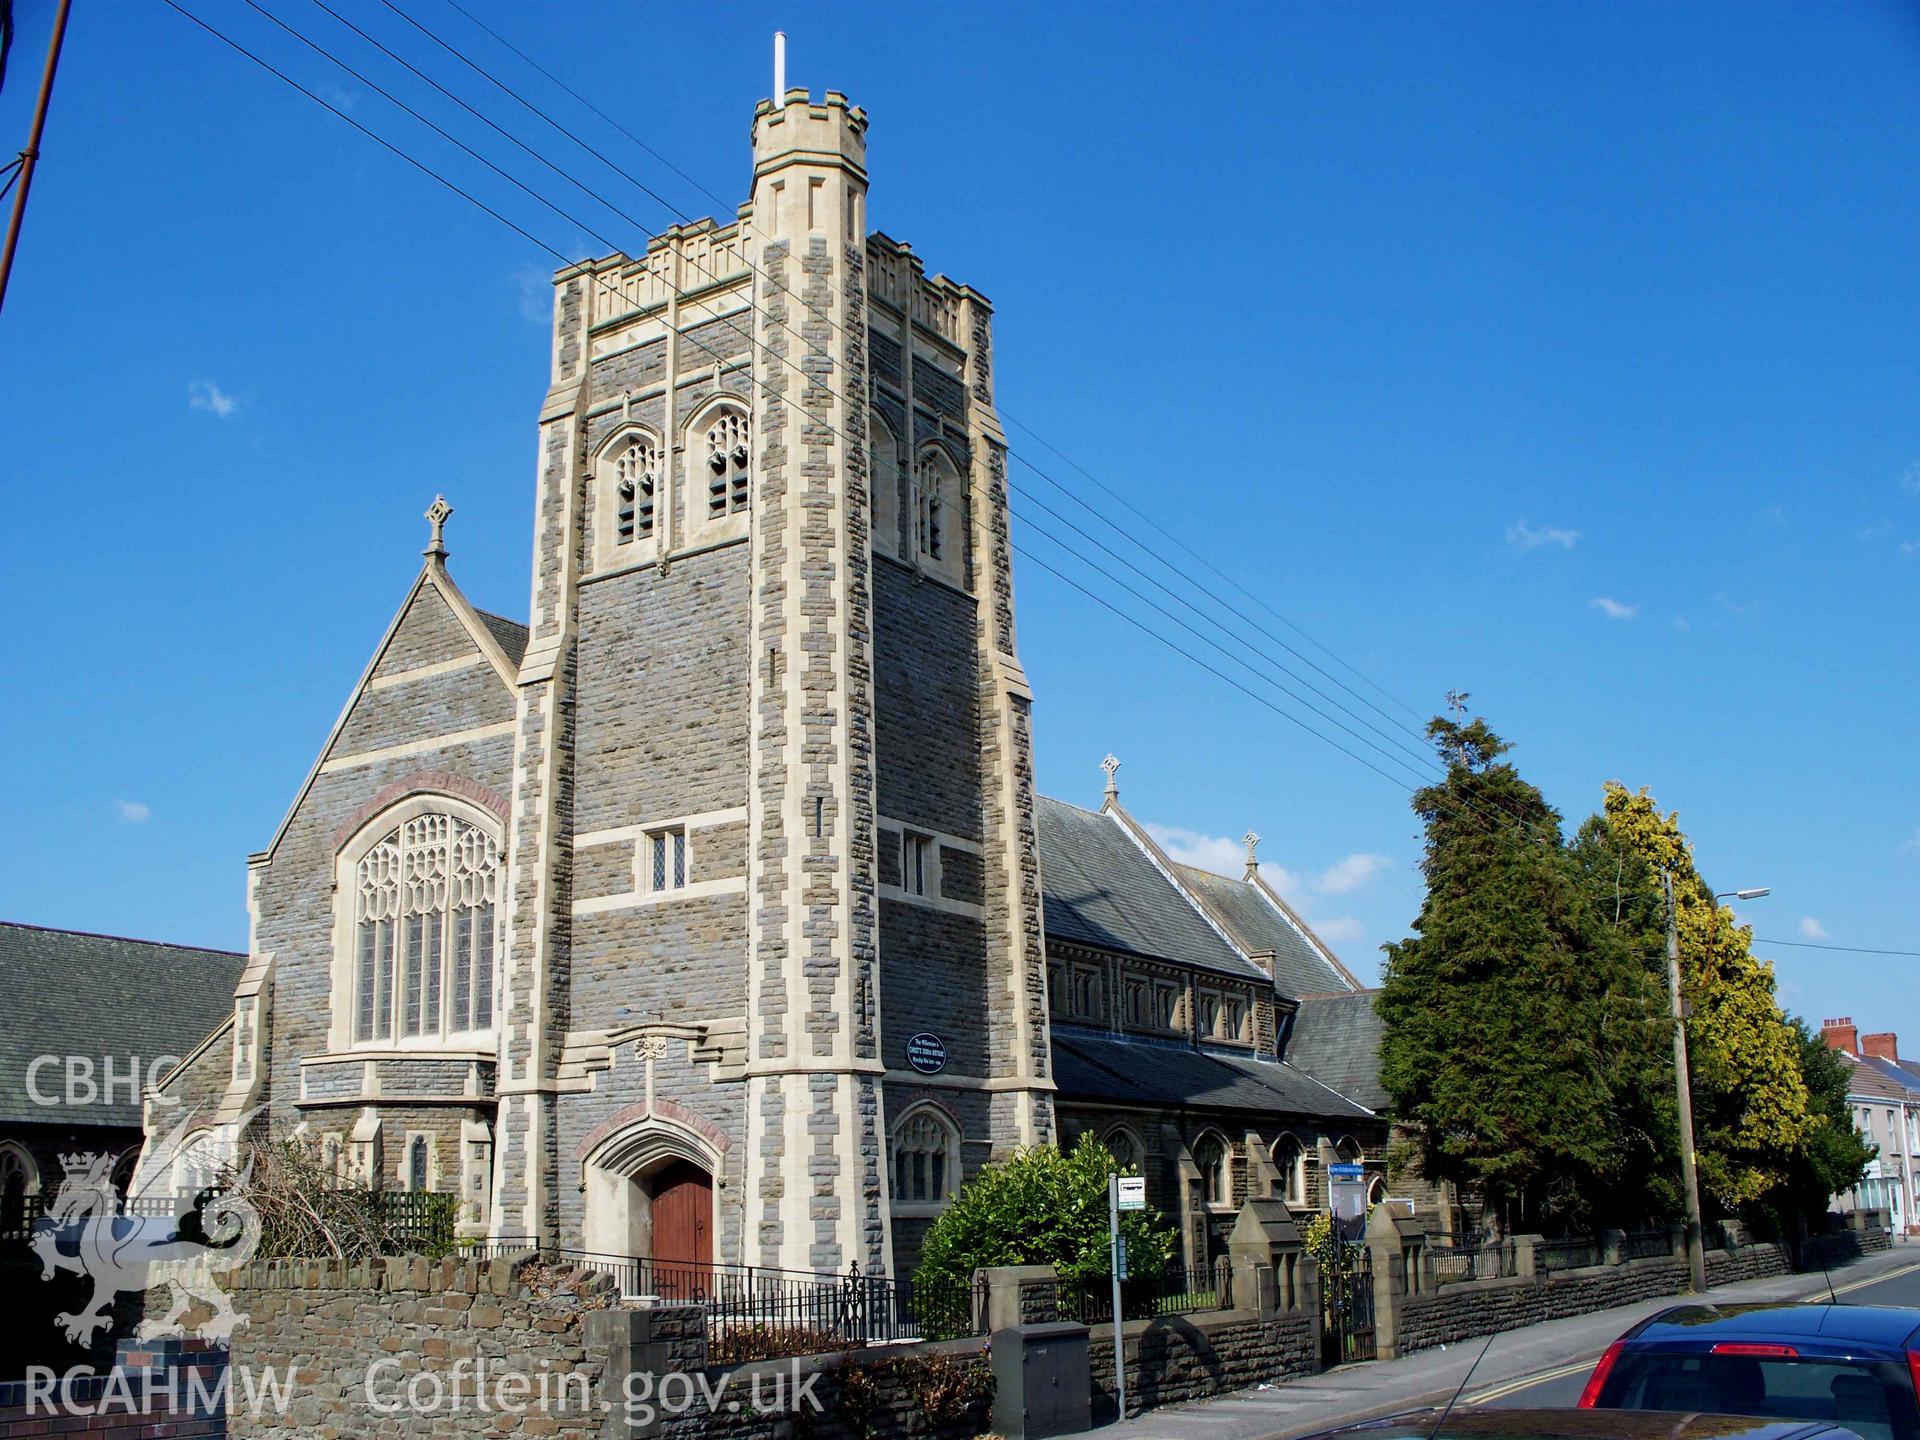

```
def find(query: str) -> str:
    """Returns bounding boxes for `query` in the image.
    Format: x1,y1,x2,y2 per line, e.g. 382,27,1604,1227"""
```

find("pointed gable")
1172,863,1359,999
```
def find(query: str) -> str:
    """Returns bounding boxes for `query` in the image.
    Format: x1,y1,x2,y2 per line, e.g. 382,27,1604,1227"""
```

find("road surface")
1096,1244,1920,1440
1473,1252,1920,1410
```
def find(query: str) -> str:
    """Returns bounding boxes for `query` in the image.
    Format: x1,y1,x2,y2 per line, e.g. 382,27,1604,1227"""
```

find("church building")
144,85,1405,1281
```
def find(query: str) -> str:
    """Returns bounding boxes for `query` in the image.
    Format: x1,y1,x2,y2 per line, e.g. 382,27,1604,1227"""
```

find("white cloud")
1144,823,1249,879
1901,540,1919,557
1756,503,1787,527
515,264,553,326
1901,461,1920,498
1314,852,1392,896
115,800,151,823
1902,829,1920,857
188,378,237,419
1313,916,1366,944
1670,614,1691,632
1798,916,1829,941
1590,596,1639,621
1506,519,1580,552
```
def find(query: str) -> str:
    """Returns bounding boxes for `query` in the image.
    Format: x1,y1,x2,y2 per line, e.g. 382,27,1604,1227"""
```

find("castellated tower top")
751,89,868,185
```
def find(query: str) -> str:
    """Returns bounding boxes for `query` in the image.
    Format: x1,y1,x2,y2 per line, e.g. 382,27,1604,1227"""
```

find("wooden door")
649,1161,712,1272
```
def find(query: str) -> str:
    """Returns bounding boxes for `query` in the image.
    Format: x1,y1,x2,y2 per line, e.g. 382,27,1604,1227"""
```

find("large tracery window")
913,450,947,562
613,434,659,544
891,1106,960,1209
354,811,499,1042
703,408,750,519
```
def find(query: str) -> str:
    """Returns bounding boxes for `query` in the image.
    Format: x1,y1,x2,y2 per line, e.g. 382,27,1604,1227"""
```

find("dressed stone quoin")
141,85,1421,1280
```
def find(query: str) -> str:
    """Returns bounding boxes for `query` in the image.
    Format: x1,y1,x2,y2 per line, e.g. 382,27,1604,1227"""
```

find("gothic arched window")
913,447,957,567
1192,1133,1230,1208
0,1143,38,1234
613,434,659,544
408,1136,430,1192
350,806,500,1043
1272,1134,1306,1206
1103,1126,1144,1175
891,1105,960,1210
870,410,902,559
702,407,750,520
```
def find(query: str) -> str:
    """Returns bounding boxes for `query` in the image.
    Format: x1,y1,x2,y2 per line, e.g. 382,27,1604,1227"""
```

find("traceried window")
1193,1133,1230,1208
1198,993,1221,1037
1273,1134,1306,1206
1224,996,1247,1042
892,1107,959,1208
1071,968,1100,1020
1104,1127,1143,1174
703,408,750,519
613,434,659,544
353,811,499,1042
1124,978,1146,1028
913,449,955,564
1154,983,1179,1031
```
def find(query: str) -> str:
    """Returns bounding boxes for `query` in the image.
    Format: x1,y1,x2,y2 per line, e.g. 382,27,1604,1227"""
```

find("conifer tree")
1377,716,1657,1232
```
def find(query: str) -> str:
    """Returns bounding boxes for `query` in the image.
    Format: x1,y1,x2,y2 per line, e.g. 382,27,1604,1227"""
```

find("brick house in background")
142,86,1396,1280
1822,1017,1920,1233
0,922,243,1232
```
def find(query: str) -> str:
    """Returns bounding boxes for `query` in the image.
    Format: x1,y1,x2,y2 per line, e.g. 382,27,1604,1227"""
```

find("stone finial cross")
1243,831,1261,879
1101,753,1121,801
424,494,453,561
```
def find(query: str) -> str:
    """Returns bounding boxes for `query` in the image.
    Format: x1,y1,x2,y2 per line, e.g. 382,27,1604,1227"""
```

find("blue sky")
2,1,1916,1041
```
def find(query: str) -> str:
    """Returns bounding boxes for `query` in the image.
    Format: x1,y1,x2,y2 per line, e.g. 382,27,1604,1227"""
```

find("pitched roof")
1050,1031,1375,1121
0,922,246,1128
1853,1054,1920,1099
1172,863,1356,1000
1035,797,1260,980
1286,990,1390,1112
475,609,529,665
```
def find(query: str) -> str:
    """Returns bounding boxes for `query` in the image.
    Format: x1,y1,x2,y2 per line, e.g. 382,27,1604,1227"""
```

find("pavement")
1100,1241,1920,1440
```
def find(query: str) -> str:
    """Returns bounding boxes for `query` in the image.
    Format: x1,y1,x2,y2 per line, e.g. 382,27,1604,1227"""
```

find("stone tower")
488,86,1054,1276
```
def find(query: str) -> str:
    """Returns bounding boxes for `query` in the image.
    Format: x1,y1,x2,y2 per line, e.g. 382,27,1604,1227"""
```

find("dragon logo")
32,1107,262,1345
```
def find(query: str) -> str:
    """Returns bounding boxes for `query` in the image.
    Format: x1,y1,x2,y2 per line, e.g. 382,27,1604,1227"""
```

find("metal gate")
1320,1241,1376,1365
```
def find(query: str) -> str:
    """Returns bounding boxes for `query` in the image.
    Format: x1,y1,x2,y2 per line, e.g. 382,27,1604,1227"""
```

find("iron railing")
1429,1235,1515,1284
475,1244,988,1362
1055,1259,1232,1325
1622,1228,1673,1261
1535,1235,1602,1272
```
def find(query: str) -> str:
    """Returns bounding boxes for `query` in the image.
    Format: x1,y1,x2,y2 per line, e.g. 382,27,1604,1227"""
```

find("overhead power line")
1754,938,1920,960
152,0,1666,878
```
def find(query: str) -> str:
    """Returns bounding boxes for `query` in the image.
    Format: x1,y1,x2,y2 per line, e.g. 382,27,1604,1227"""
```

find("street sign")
1116,1176,1146,1211
1327,1162,1365,1178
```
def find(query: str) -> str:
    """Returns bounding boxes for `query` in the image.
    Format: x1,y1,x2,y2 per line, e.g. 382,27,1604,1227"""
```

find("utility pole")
1665,867,1708,1294
0,0,73,315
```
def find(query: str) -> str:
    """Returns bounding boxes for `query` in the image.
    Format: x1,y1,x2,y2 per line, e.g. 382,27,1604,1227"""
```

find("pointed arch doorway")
581,1116,719,1296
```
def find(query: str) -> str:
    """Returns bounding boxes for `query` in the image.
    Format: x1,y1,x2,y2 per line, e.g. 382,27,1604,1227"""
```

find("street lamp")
1665,873,1770,1294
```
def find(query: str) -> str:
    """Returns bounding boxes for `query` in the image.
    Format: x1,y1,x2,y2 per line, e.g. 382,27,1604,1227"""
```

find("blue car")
1579,1304,1920,1440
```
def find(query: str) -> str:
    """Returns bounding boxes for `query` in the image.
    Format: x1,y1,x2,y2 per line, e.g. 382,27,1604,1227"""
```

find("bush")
913,1134,1178,1300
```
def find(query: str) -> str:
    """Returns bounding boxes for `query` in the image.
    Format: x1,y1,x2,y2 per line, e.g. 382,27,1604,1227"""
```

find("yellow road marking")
1466,1359,1597,1404
1458,1260,1920,1407
1828,1259,1920,1299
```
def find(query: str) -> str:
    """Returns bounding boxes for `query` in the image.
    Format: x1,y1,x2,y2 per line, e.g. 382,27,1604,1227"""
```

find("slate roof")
1854,1054,1920,1098
1051,1031,1375,1121
1286,990,1390,1112
0,923,246,1128
1173,863,1354,1000
1035,797,1259,980
475,610,529,665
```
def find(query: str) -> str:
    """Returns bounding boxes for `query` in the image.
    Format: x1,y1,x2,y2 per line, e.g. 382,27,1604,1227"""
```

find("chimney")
1862,1032,1900,1063
1822,1017,1859,1055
